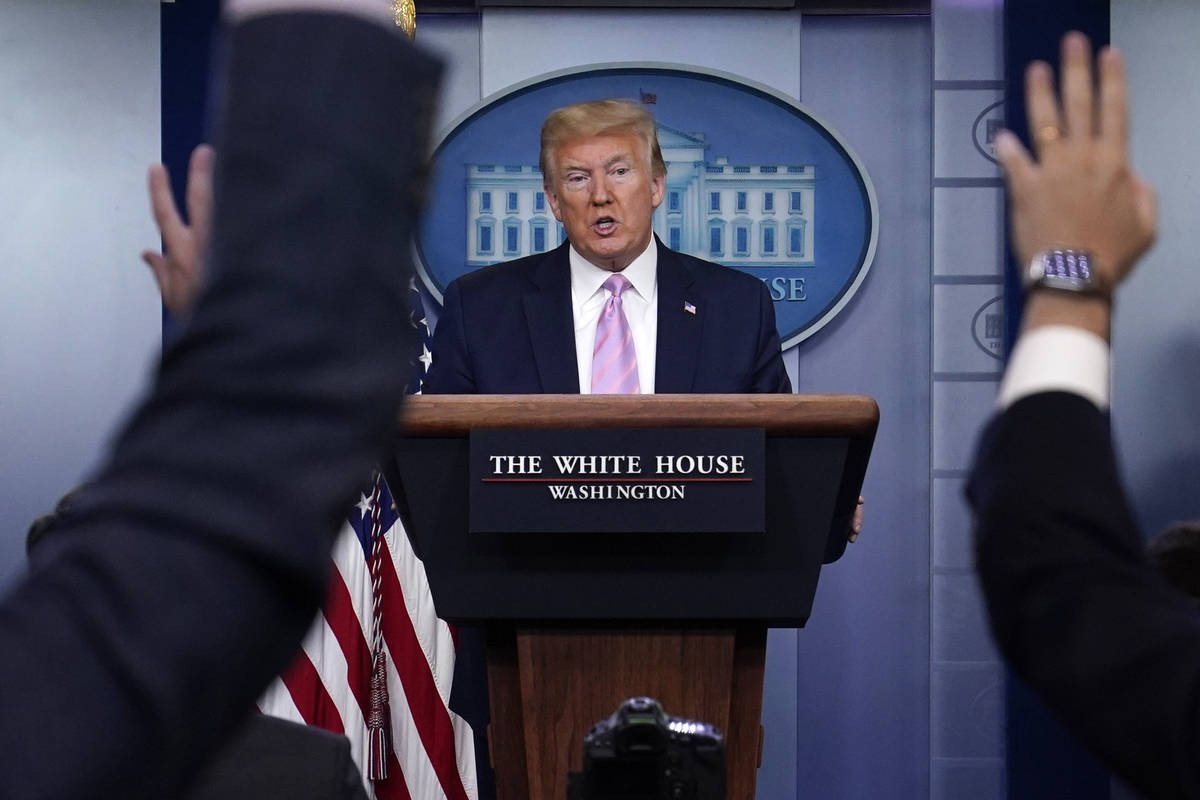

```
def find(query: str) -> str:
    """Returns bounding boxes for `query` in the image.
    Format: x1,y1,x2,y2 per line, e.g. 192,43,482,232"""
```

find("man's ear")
545,184,564,222
650,173,665,209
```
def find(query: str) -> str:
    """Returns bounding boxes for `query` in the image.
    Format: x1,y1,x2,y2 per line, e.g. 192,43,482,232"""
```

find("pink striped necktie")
591,273,640,394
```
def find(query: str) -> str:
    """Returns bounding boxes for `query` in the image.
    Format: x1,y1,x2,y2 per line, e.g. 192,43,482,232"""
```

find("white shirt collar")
569,238,658,307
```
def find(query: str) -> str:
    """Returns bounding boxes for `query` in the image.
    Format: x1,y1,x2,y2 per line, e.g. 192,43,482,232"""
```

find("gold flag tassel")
392,0,416,38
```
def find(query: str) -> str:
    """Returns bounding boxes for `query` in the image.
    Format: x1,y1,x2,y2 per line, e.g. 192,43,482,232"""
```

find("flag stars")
355,492,374,519
418,344,433,368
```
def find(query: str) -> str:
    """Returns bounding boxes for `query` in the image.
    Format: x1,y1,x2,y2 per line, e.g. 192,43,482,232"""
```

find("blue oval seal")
971,295,1005,361
415,64,878,349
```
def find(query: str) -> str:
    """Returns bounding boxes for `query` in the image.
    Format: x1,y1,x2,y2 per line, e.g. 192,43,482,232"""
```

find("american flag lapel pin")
683,301,697,315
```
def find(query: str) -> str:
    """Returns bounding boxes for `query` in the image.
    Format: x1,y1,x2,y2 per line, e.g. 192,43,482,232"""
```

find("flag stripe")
384,515,477,796
257,674,306,724
302,598,371,777
384,639,452,800
279,650,345,735
324,562,430,800
378,538,472,800
330,523,439,800
383,520,477,797
325,555,375,718
386,521,457,704
372,751,415,800
302,585,367,753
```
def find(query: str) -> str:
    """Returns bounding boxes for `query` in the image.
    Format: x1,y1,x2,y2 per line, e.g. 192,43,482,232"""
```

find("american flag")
258,281,477,799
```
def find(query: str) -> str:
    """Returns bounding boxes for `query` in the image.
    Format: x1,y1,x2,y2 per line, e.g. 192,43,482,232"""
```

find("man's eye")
612,167,630,176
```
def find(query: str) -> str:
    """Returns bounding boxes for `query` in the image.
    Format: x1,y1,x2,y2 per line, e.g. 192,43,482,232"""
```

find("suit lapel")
523,243,580,393
654,240,702,393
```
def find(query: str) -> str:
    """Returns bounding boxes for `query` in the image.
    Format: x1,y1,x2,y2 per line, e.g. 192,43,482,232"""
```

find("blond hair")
539,99,667,184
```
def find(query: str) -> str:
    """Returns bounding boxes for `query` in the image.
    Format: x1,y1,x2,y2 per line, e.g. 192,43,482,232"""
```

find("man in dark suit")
424,99,792,396
185,715,368,800
0,2,439,798
424,100,813,800
966,32,1200,799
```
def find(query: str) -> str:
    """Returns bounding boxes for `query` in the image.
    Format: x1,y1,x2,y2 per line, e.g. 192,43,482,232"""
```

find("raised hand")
140,144,215,318
997,32,1155,295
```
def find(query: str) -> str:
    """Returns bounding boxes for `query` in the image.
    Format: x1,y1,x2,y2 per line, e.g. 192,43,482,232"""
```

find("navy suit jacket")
424,238,791,394
968,392,1200,799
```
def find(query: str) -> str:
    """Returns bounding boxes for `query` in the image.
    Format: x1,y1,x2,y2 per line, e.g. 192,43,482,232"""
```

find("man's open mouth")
592,217,616,235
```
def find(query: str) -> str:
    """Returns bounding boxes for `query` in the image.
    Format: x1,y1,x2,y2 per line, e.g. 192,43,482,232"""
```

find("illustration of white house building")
464,124,815,270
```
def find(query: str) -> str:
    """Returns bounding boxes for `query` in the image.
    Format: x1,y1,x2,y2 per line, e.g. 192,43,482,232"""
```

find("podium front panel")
393,434,849,626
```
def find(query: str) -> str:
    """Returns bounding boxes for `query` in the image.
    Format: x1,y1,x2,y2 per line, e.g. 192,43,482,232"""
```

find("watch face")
1030,249,1095,292
1043,249,1092,282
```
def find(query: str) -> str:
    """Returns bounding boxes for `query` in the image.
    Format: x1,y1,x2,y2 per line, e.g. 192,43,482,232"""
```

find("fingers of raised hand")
1098,46,1129,155
141,250,166,277
186,144,216,243
1025,61,1063,160
1059,31,1095,143
140,250,171,296
147,163,185,242
994,129,1035,189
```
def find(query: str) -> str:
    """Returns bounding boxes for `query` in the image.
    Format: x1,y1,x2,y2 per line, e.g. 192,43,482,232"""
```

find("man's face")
545,132,665,272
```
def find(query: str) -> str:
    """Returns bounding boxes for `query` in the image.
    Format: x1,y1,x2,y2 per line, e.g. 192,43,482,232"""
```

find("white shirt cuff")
225,0,395,28
997,325,1111,411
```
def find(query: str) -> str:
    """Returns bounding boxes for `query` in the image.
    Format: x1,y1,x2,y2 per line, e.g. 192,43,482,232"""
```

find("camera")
566,697,725,800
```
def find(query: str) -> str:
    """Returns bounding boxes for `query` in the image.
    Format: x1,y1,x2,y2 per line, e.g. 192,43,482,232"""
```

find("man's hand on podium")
849,496,865,543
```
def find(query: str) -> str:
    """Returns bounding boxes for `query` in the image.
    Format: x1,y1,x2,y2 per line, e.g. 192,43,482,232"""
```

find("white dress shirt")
570,240,658,394
997,324,1111,411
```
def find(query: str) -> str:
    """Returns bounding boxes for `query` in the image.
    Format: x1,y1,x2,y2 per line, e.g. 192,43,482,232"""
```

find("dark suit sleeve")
967,392,1200,800
750,279,792,394
423,278,477,394
0,13,439,800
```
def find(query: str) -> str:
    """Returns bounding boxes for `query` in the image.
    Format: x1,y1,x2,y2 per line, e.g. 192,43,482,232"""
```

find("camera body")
567,697,725,800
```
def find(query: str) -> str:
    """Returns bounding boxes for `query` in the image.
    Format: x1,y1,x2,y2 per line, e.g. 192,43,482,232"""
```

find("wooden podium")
394,394,878,800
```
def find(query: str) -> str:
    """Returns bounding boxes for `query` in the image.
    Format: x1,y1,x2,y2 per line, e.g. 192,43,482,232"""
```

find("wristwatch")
1024,249,1101,294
